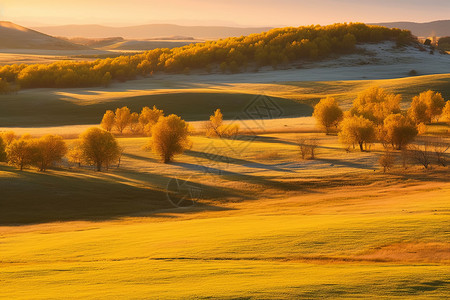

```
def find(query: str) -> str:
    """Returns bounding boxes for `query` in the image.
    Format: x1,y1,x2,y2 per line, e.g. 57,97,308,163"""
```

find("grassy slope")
0,134,449,298
0,73,449,127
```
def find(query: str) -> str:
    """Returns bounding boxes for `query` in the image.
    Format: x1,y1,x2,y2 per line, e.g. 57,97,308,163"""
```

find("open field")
1,132,449,298
0,71,449,298
1,73,449,128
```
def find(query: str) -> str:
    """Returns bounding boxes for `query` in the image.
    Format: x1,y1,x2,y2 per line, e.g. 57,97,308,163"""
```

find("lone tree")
100,110,115,132
313,96,343,134
408,90,445,124
350,87,401,124
379,150,395,173
6,138,35,170
139,106,164,135
151,114,191,163
205,109,239,138
382,114,418,150
114,106,131,134
338,115,376,151
31,134,67,171
79,127,121,171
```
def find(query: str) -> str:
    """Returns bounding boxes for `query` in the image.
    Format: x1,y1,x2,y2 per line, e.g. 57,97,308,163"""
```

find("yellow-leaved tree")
382,114,418,150
408,90,445,124
205,109,239,138
350,87,401,124
100,110,115,132
151,114,191,163
31,134,67,171
5,138,35,170
139,106,164,136
79,127,121,171
313,96,343,134
338,115,376,151
114,106,131,134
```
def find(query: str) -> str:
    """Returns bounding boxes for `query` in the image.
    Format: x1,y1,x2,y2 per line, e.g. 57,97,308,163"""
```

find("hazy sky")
1,0,449,27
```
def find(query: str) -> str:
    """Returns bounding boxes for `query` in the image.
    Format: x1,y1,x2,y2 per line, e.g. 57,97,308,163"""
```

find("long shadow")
0,164,238,226
122,153,159,163
253,135,344,151
185,150,295,173
315,157,375,170
173,161,315,192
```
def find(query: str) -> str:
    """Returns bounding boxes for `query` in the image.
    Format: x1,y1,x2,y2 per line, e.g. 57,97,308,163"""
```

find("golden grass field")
0,75,449,298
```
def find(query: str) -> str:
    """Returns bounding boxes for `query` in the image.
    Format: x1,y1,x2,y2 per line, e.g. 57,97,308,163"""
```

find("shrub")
151,114,191,163
379,150,395,173
205,109,240,138
313,96,343,134
297,138,319,159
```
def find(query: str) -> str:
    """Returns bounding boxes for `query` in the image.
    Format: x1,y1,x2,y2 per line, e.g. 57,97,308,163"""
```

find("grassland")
0,73,449,128
1,132,449,298
0,74,449,298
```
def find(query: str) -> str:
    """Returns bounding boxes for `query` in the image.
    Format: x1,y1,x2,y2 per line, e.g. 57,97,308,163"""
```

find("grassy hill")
0,74,448,127
0,21,89,50
0,132,448,298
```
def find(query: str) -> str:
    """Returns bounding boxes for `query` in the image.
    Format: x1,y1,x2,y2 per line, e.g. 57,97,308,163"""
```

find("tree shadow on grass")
173,161,315,192
0,164,237,226
184,150,296,173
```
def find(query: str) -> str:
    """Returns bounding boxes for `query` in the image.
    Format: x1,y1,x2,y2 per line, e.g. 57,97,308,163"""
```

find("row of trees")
1,111,193,171
100,105,163,135
313,87,449,151
0,23,413,89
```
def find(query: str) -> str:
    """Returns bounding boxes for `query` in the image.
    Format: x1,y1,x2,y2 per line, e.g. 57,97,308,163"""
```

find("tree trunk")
359,142,364,152
97,162,102,172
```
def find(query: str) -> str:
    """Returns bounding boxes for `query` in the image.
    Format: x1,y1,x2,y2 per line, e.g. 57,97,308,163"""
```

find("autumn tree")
129,112,140,134
31,135,67,171
350,87,401,124
408,90,445,124
100,110,115,132
6,138,35,170
382,114,418,150
139,106,164,135
205,109,239,138
67,140,84,167
1,131,16,145
313,96,343,134
151,114,191,163
338,115,376,151
79,127,121,171
442,101,450,123
0,136,6,162
114,106,131,134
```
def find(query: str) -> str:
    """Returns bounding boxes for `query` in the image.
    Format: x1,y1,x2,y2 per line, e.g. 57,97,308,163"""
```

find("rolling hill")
0,21,89,50
370,20,450,37
33,24,272,39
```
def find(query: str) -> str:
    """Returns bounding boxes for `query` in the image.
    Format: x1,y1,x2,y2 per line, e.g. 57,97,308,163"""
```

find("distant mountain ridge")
0,21,89,50
32,24,273,39
370,20,450,37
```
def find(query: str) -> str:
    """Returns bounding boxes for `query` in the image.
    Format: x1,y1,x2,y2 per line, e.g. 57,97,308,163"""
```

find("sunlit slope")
0,180,448,299
0,73,449,127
